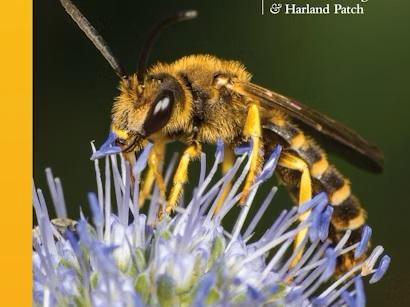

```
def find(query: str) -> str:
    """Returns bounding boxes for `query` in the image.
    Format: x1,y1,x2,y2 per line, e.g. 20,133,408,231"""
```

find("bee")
60,0,383,272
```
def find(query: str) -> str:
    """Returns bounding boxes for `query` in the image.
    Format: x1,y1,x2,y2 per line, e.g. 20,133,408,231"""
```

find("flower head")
33,143,389,306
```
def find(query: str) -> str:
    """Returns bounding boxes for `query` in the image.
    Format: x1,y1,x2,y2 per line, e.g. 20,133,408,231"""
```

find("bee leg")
139,141,166,207
278,151,312,266
240,103,263,204
214,145,235,213
166,142,202,214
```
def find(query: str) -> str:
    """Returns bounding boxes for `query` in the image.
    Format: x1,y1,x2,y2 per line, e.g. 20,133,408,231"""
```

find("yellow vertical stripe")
0,1,31,306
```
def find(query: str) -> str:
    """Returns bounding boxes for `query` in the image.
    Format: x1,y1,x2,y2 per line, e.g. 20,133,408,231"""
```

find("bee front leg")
240,103,264,204
166,142,202,214
278,151,312,266
214,145,235,213
139,141,166,207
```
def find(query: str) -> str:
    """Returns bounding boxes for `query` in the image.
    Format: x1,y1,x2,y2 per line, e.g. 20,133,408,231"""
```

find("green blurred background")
34,0,410,305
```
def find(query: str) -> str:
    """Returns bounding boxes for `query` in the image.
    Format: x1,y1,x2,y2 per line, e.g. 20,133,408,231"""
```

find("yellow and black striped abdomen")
262,117,367,271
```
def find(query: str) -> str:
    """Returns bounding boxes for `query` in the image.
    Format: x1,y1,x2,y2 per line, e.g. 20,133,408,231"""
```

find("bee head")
92,72,189,159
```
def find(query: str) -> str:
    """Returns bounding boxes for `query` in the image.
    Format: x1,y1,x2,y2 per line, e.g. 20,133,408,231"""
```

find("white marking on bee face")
153,96,170,115
215,76,229,88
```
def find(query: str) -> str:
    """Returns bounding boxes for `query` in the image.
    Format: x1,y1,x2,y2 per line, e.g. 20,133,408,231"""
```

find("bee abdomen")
263,120,368,272
263,121,366,232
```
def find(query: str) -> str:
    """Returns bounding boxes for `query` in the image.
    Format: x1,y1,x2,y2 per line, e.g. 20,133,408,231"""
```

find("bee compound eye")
143,90,174,136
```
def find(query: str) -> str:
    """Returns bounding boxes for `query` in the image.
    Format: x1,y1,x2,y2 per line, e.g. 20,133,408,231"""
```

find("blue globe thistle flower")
33,143,390,306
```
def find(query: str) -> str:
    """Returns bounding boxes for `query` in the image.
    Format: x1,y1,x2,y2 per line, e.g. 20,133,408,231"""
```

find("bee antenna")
137,10,198,83
59,0,127,79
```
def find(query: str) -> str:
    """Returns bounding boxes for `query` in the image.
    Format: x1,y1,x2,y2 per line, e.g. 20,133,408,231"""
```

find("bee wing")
230,81,384,172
